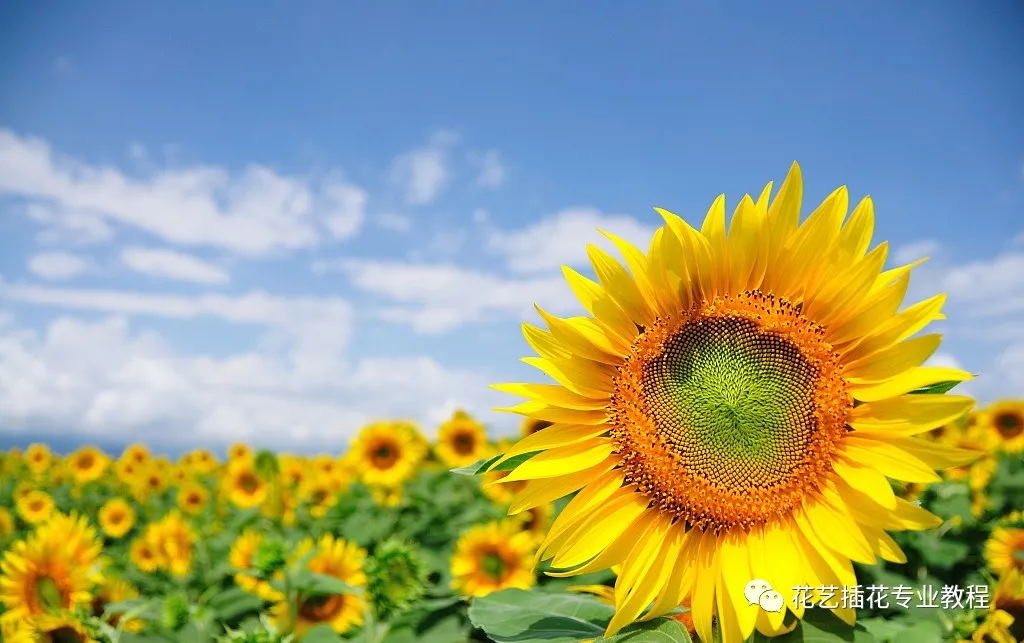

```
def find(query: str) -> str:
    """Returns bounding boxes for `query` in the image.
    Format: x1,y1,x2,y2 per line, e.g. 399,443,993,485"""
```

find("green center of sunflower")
643,316,816,489
610,291,852,533
35,575,65,611
481,552,506,581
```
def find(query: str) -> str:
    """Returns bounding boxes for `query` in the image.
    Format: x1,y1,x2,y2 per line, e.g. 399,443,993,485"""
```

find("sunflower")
114,458,140,486
223,460,269,509
271,534,367,638
349,421,427,488
0,620,35,643
131,465,167,501
98,498,136,539
984,515,1024,578
983,400,1024,453
121,443,151,466
136,512,195,577
516,503,554,545
179,448,219,474
229,530,284,602
67,446,109,485
481,470,528,505
31,612,97,642
370,485,403,508
520,418,553,438
16,489,55,525
940,425,998,491
486,163,981,641
0,507,14,538
229,442,253,462
33,512,104,574
435,410,493,468
129,537,160,573
91,577,144,633
177,483,210,515
0,528,96,624
451,521,537,598
299,476,339,517
278,455,310,488
985,568,1024,643
24,443,52,477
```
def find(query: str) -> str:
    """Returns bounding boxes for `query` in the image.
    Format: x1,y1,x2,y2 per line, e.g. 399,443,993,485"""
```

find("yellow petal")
491,383,609,410
880,436,984,470
586,244,655,329
832,458,896,509
848,367,973,402
500,440,615,483
535,307,625,366
689,530,720,643
718,530,758,639
550,491,648,569
490,423,611,466
804,497,876,564
508,460,617,514
521,356,614,398
844,334,941,382
562,267,636,347
848,394,975,436
843,293,945,363
699,194,729,298
841,436,942,483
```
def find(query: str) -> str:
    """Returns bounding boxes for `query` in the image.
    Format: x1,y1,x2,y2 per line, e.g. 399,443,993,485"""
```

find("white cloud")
26,203,115,245
0,129,366,255
892,239,941,266
488,207,656,274
472,208,489,224
120,247,231,285
328,259,577,333
0,313,505,448
389,131,457,205
378,212,412,232
941,251,1024,309
474,149,506,188
27,252,92,280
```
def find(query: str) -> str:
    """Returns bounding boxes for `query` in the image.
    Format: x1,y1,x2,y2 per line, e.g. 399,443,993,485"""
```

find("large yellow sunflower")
0,528,96,625
348,421,427,488
16,489,55,525
451,520,537,598
435,410,493,468
98,498,136,539
983,400,1024,453
271,534,367,638
33,512,104,574
66,446,109,485
486,163,981,641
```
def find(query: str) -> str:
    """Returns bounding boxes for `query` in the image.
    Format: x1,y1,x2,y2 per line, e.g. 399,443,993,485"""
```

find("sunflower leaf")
908,380,963,395
299,624,346,643
450,451,540,476
596,617,693,642
468,588,614,643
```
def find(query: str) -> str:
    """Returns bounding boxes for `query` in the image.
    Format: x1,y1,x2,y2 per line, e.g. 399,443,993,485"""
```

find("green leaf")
597,617,693,642
909,380,963,395
913,532,970,570
299,623,345,643
750,608,880,642
468,588,615,643
451,452,541,476
205,586,264,622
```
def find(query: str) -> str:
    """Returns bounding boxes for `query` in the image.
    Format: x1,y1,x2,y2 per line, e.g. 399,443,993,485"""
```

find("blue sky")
0,1,1022,455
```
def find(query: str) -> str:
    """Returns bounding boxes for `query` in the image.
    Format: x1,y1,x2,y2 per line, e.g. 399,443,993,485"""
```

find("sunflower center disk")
610,291,852,533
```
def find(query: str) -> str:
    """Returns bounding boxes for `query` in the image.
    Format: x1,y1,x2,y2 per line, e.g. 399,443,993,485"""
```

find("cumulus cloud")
120,247,231,285
27,252,92,280
377,212,413,232
488,207,657,274
0,129,367,255
389,131,458,205
0,313,505,449
892,239,941,266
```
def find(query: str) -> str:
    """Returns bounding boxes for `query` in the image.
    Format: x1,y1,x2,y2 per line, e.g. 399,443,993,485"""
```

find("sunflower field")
2,166,1024,643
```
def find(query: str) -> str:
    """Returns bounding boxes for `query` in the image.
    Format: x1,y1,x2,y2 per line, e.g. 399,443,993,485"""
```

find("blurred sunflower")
114,458,140,486
0,528,96,624
91,577,144,633
940,425,997,491
987,568,1024,643
451,521,536,598
520,418,553,438
24,443,52,477
224,460,269,509
132,465,168,502
228,442,253,462
66,446,109,486
487,163,981,640
179,448,219,474
98,498,136,539
984,400,1024,453
0,620,35,643
370,485,403,508
177,482,210,515
129,537,160,573
278,454,310,488
516,503,554,545
349,422,426,488
271,534,367,638
985,513,1024,578
0,507,14,538
31,612,96,642
139,512,195,577
299,476,338,517
34,512,104,573
229,530,284,602
16,489,54,525
481,470,527,505
121,444,151,467
435,410,493,468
